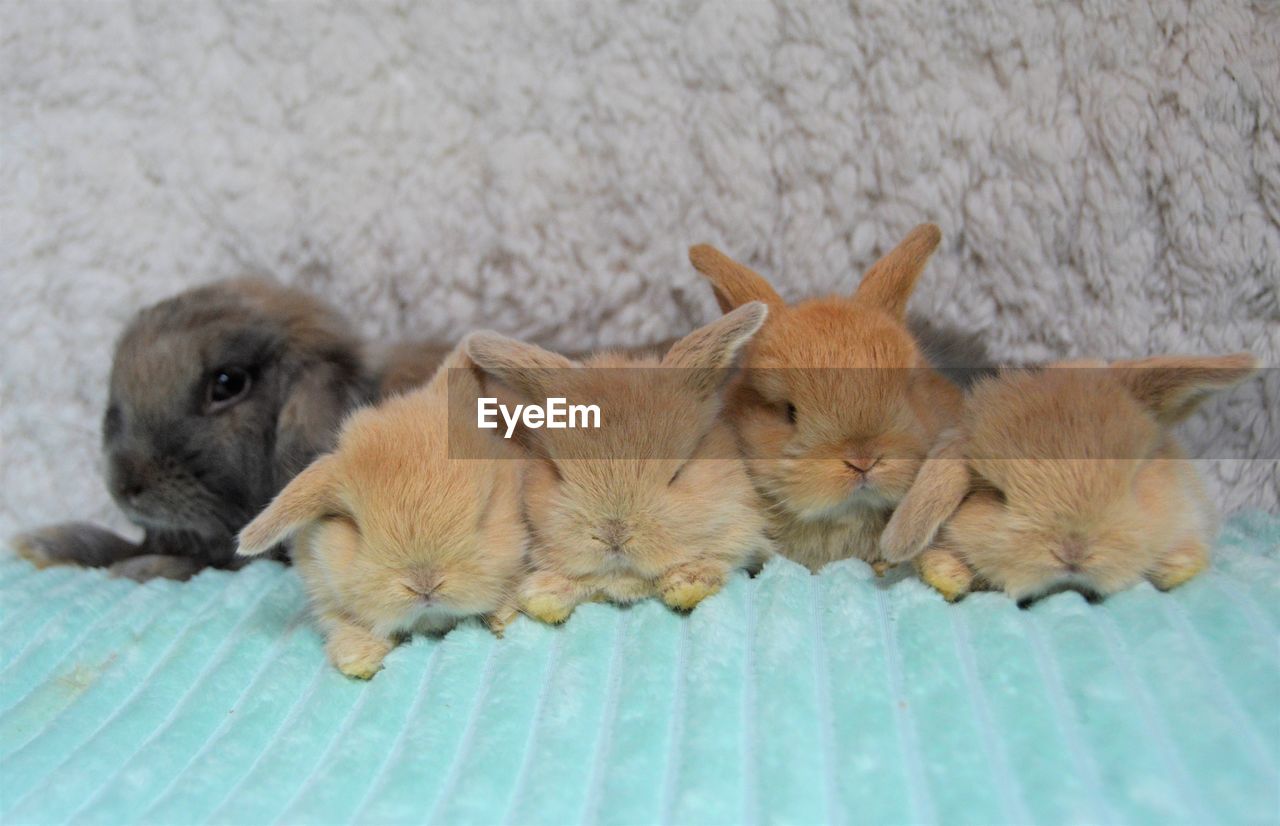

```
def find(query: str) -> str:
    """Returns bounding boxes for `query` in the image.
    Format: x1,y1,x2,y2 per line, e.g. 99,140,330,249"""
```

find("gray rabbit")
11,278,450,581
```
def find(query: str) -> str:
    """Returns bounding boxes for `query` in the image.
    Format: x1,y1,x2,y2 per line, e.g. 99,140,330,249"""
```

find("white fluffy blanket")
2,0,1277,540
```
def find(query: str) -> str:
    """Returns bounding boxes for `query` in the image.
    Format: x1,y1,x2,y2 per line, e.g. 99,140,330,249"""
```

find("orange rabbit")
688,225,963,571
237,344,526,678
879,354,1258,602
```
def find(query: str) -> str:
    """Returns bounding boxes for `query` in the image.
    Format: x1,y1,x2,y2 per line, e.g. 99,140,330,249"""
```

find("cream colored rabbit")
465,303,775,624
879,354,1258,602
237,345,526,678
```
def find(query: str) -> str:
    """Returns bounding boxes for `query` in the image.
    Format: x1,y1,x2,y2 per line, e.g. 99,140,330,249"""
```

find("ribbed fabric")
1,512,1277,825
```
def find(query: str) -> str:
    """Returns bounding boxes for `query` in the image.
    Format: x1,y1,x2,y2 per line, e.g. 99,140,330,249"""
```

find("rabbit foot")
109,554,206,582
871,560,892,577
326,625,394,680
485,604,518,638
917,549,972,602
661,581,717,611
659,567,725,612
521,593,576,625
11,522,142,569
1149,541,1209,591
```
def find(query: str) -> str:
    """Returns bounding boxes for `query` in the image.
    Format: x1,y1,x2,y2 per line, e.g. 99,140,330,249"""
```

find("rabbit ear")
853,223,942,319
239,456,340,556
688,244,786,314
1111,353,1259,425
464,332,574,401
423,341,482,397
663,302,768,395
879,428,970,563
273,358,369,483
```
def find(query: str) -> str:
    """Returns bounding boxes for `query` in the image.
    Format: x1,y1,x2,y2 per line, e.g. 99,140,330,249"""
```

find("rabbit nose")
595,519,630,552
1052,537,1089,569
844,455,880,474
108,453,149,500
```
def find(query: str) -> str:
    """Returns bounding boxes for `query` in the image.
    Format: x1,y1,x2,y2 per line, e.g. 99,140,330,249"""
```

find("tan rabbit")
465,303,775,625
687,225,964,571
879,354,1259,602
236,345,526,679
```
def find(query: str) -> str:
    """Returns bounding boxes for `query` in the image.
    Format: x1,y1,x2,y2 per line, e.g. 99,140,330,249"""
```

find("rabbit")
11,278,375,581
237,344,526,679
878,354,1259,603
465,302,775,625
687,224,965,572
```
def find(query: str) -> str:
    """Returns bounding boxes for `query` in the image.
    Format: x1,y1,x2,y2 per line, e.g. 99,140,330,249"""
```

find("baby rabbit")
12,278,375,581
465,303,775,624
879,354,1259,603
688,225,964,571
237,345,526,679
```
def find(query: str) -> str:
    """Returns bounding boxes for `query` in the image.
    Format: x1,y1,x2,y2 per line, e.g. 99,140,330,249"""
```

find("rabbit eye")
785,402,797,424
668,462,687,487
206,366,251,412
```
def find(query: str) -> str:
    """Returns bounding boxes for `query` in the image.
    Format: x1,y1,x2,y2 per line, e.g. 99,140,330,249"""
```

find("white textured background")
1,0,1277,541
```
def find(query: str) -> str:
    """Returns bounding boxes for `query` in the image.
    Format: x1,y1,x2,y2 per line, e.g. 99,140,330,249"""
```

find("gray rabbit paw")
109,554,206,582
11,522,139,569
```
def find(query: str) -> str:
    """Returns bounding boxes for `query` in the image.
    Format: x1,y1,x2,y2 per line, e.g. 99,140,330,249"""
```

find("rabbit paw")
109,555,206,582
870,560,893,577
659,567,725,612
326,625,393,680
485,604,519,638
917,549,973,602
11,522,141,569
521,593,576,625
1149,541,1209,591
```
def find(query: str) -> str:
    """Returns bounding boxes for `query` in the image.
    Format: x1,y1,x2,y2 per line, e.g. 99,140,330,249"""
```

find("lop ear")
239,456,340,556
853,223,942,319
663,302,768,396
423,341,483,400
464,332,575,401
879,428,970,563
273,357,370,484
1111,353,1259,425
688,244,785,314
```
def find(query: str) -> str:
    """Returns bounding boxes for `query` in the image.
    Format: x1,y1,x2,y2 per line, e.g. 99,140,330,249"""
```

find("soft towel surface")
1,512,1277,825
1,0,1277,544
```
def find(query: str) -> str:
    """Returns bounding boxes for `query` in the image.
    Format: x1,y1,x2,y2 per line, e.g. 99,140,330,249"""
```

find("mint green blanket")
1,513,1277,825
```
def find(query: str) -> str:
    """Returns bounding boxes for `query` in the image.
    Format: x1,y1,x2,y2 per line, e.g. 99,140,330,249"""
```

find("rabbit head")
237,345,526,641
882,354,1259,601
466,304,773,617
688,225,962,567
102,278,369,555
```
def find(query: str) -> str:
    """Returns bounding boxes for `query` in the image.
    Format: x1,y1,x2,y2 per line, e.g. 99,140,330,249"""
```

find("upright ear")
239,456,339,556
662,302,768,396
853,223,942,319
879,428,970,563
464,332,575,401
1111,353,1259,425
688,244,786,314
